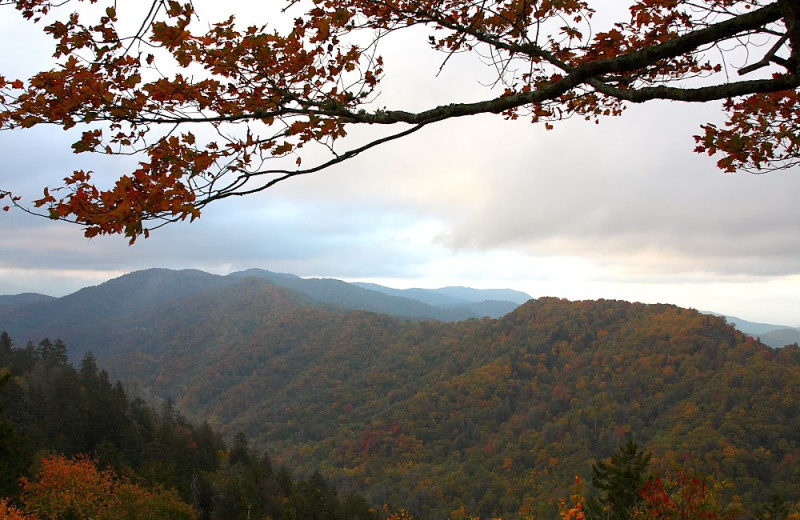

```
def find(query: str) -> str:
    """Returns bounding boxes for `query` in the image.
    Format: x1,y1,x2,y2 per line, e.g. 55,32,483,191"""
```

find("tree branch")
739,34,790,75
588,74,800,103
334,2,788,125
195,121,431,206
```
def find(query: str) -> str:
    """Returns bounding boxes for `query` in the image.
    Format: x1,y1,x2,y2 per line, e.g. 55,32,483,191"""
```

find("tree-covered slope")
0,332,379,520
93,297,800,519
0,269,528,360
0,269,234,358
0,293,55,308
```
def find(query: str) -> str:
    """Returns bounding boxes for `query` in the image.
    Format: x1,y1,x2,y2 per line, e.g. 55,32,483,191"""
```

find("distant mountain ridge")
352,282,531,306
0,268,531,356
0,293,56,307
227,268,527,321
5,269,800,346
714,313,800,348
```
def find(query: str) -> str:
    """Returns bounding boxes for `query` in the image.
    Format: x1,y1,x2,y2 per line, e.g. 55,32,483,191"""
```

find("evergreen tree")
585,440,652,520
276,467,294,499
0,368,22,496
0,332,12,366
192,421,225,474
35,338,68,367
229,432,251,467
79,351,100,383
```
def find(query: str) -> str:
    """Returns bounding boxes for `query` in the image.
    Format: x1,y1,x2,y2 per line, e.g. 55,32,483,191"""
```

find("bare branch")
739,33,790,75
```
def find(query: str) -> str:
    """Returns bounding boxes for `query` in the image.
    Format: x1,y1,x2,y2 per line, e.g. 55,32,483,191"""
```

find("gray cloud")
423,104,800,277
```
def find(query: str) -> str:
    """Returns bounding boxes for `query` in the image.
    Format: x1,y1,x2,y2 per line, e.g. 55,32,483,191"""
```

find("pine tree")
585,440,652,520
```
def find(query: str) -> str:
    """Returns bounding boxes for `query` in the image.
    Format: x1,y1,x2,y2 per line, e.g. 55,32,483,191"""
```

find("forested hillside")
2,271,799,519
0,332,378,520
0,269,527,361
72,294,800,519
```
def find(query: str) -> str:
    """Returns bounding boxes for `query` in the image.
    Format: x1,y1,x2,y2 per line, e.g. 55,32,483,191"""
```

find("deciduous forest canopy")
0,0,798,241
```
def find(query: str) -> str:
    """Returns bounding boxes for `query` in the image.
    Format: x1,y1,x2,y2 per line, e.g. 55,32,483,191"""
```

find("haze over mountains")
711,313,800,348
0,268,529,357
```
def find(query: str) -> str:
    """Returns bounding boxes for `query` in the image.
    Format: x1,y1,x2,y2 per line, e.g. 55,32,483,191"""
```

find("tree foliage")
559,445,740,520
0,0,798,240
15,454,196,520
636,470,738,520
585,440,652,520
0,334,378,520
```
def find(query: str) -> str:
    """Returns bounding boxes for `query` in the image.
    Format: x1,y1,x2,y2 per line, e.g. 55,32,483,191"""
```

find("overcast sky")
1,2,799,326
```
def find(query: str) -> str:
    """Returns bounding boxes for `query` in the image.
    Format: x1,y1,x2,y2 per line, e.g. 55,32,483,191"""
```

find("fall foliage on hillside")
2,293,800,518
56,295,800,519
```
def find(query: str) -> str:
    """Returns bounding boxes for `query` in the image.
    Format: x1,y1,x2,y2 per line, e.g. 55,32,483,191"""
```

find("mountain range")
713,313,800,348
0,268,530,359
1,268,799,518
0,267,797,350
